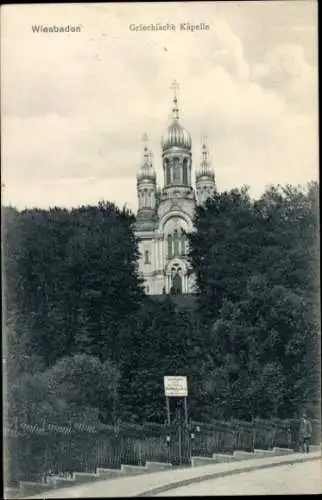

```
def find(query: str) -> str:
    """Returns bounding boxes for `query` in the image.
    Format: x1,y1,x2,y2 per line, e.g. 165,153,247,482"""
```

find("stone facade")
134,84,216,295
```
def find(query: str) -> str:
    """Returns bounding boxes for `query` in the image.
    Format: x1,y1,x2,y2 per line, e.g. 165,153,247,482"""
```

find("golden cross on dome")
170,79,179,99
201,135,207,146
170,80,180,120
142,132,149,161
201,135,208,161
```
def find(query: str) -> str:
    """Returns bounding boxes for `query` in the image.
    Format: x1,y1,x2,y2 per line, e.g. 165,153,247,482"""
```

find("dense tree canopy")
3,181,320,426
189,182,320,420
119,297,205,423
3,202,143,423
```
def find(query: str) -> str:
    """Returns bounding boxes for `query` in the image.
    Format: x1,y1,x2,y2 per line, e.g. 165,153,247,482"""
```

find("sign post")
165,396,171,425
184,396,188,426
164,376,188,398
178,411,182,466
164,376,188,425
164,376,189,467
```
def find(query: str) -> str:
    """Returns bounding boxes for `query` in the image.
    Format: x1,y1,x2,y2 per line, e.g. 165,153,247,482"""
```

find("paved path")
29,452,321,498
157,460,322,496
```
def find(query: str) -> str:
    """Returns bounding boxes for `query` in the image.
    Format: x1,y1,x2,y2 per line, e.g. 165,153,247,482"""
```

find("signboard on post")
164,376,188,397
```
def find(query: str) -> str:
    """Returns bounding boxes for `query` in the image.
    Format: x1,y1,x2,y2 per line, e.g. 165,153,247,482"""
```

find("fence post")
178,418,182,466
138,440,142,466
270,422,276,450
166,432,171,464
287,420,292,450
251,418,255,452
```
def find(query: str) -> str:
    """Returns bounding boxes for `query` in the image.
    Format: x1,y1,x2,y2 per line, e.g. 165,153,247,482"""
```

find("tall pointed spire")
196,135,216,204
137,132,156,183
201,136,209,166
170,79,180,121
142,132,150,163
196,135,215,180
148,150,153,167
162,81,191,151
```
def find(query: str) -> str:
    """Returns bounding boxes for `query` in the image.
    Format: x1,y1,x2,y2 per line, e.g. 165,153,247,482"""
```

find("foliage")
118,296,205,423
2,181,320,425
3,202,143,424
189,182,320,420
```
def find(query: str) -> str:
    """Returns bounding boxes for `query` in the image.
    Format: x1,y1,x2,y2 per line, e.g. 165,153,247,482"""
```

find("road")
157,460,322,496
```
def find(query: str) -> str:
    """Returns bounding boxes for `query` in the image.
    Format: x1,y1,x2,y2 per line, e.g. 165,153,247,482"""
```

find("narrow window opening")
144,250,150,264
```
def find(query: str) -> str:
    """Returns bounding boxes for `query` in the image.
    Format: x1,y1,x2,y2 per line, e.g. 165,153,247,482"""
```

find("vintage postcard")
1,1,320,498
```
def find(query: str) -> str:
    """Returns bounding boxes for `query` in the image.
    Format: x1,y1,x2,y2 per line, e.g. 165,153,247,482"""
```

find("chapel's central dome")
161,85,192,152
161,121,192,151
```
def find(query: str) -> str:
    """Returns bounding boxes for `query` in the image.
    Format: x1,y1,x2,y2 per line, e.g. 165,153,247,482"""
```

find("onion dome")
162,120,192,151
161,81,192,152
196,141,215,181
137,134,156,183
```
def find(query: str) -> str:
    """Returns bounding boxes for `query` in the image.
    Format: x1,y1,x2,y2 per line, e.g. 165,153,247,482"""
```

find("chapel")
134,82,216,295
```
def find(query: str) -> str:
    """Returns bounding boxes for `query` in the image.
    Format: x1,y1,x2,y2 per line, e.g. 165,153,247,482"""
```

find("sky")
1,1,318,213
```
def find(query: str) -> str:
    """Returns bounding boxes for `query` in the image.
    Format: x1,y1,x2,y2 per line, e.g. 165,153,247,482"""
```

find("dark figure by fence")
300,413,312,453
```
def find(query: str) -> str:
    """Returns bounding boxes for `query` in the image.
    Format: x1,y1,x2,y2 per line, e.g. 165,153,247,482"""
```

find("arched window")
144,250,150,264
173,229,179,256
149,190,154,207
165,160,171,185
172,273,182,295
182,159,188,184
173,158,180,184
167,234,173,259
180,229,186,256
